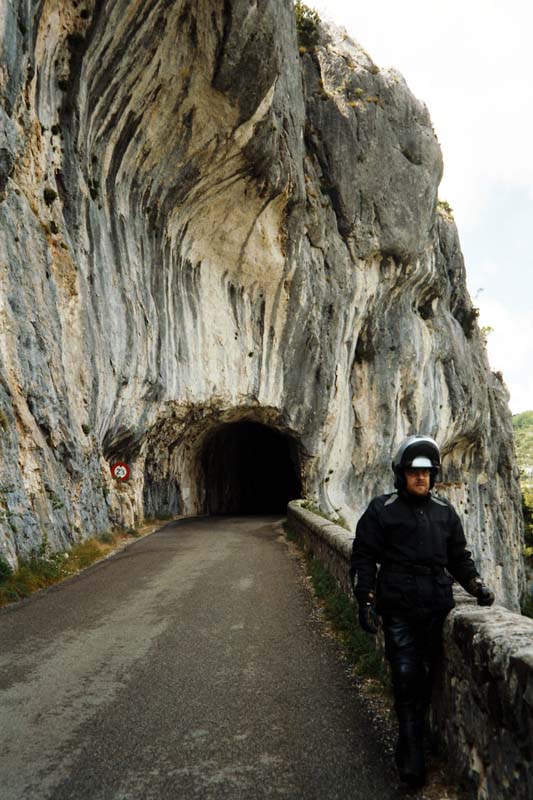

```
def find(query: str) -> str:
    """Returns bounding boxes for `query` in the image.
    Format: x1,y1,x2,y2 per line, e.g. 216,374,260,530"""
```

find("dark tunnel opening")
201,421,302,514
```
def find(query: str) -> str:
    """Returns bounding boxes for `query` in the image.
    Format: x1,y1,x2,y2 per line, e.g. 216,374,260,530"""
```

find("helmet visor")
409,456,433,468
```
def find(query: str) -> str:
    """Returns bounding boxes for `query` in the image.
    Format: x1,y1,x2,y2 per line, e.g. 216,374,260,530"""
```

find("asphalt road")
0,516,399,800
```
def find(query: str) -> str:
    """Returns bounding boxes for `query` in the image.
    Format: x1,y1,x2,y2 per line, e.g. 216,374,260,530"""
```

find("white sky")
310,0,533,414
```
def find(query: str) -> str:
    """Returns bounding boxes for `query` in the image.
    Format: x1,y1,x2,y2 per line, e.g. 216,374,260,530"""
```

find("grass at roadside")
0,520,169,608
284,522,390,690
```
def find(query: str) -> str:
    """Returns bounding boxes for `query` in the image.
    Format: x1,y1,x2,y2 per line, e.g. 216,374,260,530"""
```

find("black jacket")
350,490,480,617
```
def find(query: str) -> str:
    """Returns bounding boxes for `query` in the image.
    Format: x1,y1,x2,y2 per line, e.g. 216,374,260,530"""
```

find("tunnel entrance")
201,421,301,514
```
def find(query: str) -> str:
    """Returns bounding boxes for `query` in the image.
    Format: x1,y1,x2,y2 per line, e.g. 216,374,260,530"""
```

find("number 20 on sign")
110,462,130,481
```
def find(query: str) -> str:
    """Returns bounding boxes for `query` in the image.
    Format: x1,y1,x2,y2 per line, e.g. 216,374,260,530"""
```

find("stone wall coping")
289,500,354,559
447,602,533,669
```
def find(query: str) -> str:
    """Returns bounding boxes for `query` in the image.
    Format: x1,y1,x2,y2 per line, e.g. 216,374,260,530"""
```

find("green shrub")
522,486,533,545
437,199,454,216
514,410,533,431
294,1,320,48
0,556,13,584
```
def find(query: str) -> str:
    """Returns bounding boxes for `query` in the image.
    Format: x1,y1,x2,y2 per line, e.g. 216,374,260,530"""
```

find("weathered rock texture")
434,605,533,799
0,1,525,608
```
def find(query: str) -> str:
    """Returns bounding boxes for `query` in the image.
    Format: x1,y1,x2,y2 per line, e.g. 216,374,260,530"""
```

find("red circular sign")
110,462,130,481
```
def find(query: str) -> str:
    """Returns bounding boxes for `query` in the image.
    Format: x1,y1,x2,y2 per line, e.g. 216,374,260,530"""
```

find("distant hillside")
513,411,533,485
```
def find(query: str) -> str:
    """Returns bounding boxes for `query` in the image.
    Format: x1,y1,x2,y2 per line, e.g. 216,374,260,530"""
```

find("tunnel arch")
200,420,302,514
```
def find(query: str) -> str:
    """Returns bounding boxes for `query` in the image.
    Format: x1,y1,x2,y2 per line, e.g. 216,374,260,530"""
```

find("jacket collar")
400,489,432,506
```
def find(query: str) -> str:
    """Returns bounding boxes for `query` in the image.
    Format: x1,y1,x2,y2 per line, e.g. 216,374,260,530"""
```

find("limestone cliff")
0,0,525,609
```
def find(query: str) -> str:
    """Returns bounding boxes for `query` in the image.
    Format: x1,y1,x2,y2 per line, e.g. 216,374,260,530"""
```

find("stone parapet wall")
287,500,533,800
435,604,533,799
287,501,354,595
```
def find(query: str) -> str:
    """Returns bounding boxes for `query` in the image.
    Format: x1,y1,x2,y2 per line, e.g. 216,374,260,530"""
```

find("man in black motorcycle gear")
350,435,495,787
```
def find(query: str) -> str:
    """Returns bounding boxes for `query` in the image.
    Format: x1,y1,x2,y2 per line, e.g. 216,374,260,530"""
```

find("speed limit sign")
110,462,130,481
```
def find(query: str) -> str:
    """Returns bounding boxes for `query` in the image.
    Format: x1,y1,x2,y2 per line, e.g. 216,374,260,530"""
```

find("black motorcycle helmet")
392,435,441,491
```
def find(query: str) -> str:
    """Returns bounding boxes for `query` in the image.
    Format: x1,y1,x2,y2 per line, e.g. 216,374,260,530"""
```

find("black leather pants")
382,612,449,784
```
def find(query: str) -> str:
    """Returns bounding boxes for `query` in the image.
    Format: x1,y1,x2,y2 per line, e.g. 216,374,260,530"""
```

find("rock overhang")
0,0,525,610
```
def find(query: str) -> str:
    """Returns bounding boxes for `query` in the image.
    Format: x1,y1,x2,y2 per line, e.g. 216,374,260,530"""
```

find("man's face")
405,468,431,497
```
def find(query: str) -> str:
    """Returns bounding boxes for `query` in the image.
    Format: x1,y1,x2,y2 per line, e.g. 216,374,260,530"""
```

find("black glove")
356,591,380,634
467,577,495,607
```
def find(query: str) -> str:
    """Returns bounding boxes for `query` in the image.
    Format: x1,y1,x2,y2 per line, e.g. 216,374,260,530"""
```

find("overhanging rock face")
0,0,524,608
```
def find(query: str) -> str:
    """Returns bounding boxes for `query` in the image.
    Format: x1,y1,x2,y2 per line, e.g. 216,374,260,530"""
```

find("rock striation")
0,0,525,608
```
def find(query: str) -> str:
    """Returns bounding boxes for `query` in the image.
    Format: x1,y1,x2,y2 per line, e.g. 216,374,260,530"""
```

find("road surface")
0,516,399,799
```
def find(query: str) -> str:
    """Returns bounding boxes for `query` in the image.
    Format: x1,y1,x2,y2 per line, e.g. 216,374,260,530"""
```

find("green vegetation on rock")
0,556,13,582
437,199,454,218
294,1,320,49
513,411,533,616
513,411,533,483
512,410,533,547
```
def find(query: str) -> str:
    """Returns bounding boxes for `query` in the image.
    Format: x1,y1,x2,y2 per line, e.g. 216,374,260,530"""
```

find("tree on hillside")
513,410,533,430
